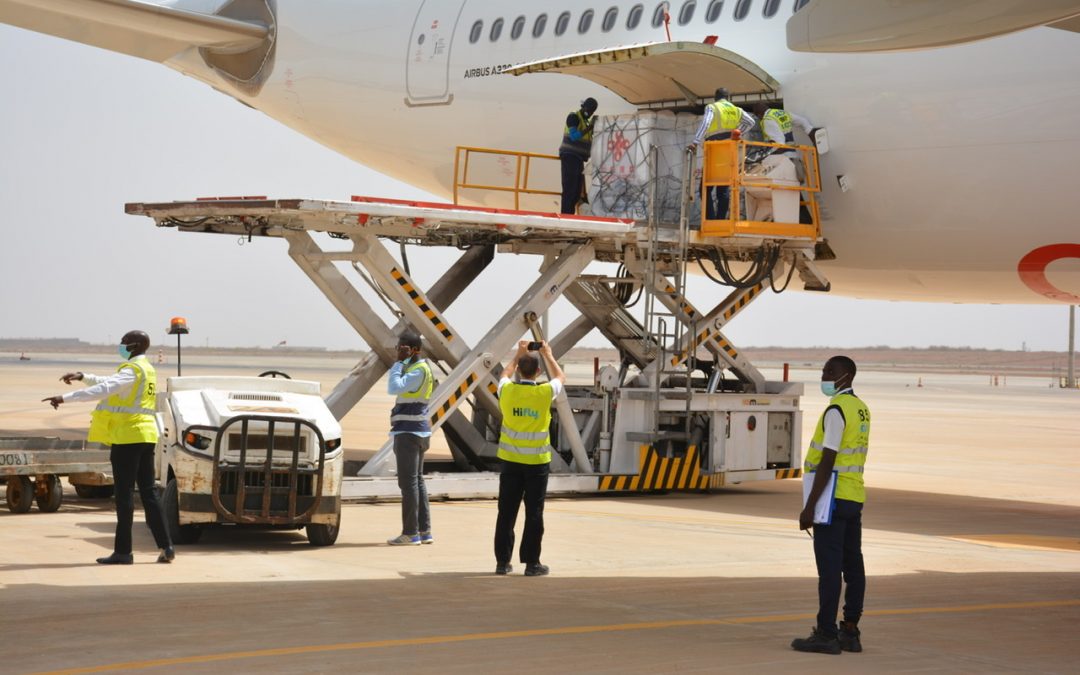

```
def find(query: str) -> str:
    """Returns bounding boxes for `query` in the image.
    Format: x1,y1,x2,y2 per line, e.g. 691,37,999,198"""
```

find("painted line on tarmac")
32,599,1080,675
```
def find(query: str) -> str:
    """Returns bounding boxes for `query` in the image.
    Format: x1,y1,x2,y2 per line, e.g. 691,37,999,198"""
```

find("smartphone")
527,341,542,351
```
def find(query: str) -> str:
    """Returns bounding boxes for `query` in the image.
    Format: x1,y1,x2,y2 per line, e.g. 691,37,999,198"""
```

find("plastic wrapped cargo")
587,112,703,225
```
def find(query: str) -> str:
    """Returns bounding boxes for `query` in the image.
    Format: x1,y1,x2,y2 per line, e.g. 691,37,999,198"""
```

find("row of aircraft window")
467,0,812,44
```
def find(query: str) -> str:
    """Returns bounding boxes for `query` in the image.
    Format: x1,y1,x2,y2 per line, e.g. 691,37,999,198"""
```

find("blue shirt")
388,360,432,437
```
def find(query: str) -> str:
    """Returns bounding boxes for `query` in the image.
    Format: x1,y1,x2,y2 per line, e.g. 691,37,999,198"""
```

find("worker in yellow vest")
386,330,435,546
43,330,174,565
493,340,565,576
688,88,757,220
559,97,598,214
793,356,869,655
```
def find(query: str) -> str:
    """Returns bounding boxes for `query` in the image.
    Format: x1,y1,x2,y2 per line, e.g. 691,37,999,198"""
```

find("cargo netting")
586,112,704,225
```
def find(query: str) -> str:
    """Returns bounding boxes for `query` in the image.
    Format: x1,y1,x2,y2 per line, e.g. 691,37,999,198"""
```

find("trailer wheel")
306,511,340,546
36,475,63,512
6,476,34,513
164,478,203,545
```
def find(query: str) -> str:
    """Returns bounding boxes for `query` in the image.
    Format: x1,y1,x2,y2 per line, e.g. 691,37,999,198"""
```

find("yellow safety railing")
453,146,562,210
701,139,822,239
451,145,561,209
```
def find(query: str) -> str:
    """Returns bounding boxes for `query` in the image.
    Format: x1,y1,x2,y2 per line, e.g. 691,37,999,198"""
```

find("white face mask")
820,381,838,396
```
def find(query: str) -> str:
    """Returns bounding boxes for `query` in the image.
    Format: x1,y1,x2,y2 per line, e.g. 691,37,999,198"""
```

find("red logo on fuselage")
1017,244,1080,303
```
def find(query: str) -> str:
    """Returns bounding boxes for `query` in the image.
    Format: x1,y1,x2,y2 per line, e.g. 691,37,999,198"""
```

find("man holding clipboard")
793,356,870,655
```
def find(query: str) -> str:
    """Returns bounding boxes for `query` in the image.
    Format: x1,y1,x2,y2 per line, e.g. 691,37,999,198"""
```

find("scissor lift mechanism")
126,151,830,499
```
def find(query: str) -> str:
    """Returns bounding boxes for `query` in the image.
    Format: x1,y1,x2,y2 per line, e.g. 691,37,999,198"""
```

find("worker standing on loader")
559,97,598,214
688,88,754,220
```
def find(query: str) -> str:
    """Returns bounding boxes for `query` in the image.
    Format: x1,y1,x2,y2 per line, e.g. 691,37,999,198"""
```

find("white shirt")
62,368,136,403
497,377,563,398
762,111,814,156
821,387,853,452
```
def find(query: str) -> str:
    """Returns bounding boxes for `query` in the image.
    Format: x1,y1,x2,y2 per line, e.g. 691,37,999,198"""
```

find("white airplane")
2,0,1080,305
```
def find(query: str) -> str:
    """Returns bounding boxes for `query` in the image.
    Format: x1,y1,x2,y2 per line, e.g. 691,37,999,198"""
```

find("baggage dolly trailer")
0,437,112,513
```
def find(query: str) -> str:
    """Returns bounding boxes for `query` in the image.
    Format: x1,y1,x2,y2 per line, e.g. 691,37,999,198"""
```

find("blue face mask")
118,344,133,360
820,381,838,396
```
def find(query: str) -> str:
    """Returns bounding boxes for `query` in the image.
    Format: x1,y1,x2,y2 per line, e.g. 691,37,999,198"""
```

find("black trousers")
493,460,550,565
702,132,732,220
812,498,866,636
110,442,171,555
704,185,730,220
560,154,585,214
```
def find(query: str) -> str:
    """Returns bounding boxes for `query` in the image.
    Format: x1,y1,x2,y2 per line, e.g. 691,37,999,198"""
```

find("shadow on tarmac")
566,480,1080,542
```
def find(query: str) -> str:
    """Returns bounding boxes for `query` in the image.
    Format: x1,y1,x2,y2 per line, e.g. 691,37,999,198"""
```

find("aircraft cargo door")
504,42,780,106
406,0,467,106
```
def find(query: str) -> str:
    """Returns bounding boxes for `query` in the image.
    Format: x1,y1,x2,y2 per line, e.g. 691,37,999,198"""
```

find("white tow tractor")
157,373,343,546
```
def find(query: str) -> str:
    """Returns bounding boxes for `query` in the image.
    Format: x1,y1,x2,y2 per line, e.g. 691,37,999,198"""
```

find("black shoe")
791,627,842,655
96,552,133,565
524,563,549,577
157,546,175,563
838,621,862,652
495,563,513,575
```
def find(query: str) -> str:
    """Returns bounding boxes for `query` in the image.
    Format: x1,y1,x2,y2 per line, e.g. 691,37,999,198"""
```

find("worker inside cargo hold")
752,102,820,223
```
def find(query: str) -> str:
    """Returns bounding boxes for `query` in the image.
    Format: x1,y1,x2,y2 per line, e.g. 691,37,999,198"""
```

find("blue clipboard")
802,470,838,525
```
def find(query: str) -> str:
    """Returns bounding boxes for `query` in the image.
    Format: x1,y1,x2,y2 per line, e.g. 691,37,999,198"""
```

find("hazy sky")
0,26,1074,353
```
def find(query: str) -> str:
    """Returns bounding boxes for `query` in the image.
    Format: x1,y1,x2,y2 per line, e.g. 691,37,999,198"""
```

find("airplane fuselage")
158,1,1080,304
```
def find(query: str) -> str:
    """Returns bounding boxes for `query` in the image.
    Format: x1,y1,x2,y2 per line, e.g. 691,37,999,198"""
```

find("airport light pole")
1069,305,1076,389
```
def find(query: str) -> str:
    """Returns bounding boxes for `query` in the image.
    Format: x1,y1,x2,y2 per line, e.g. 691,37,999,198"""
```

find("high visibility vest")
390,359,433,434
762,108,795,144
803,392,870,503
87,355,158,445
559,110,594,159
705,100,742,139
497,381,554,465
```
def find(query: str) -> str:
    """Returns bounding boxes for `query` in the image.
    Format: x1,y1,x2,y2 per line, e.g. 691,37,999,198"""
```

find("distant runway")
1,352,1078,673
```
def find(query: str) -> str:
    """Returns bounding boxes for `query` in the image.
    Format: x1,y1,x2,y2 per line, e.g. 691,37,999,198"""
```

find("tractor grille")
218,469,314,496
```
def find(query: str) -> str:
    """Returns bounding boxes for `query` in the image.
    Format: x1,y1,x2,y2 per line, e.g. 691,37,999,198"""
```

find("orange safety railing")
700,139,822,239
453,146,561,210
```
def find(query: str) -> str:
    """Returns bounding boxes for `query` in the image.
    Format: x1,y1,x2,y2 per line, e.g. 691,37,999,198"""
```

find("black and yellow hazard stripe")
720,282,763,323
390,267,454,341
712,334,739,361
598,445,709,491
662,281,697,320
430,372,478,426
666,284,763,367
774,468,802,480
671,327,740,367
671,324,712,367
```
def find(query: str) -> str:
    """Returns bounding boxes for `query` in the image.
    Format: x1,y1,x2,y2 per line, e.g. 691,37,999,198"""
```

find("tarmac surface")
2,353,1079,674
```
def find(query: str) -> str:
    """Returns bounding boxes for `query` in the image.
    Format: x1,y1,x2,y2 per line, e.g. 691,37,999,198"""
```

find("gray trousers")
393,433,430,535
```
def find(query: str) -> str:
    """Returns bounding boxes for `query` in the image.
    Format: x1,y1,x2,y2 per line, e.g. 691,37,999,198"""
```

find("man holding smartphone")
493,340,565,576
386,330,435,546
